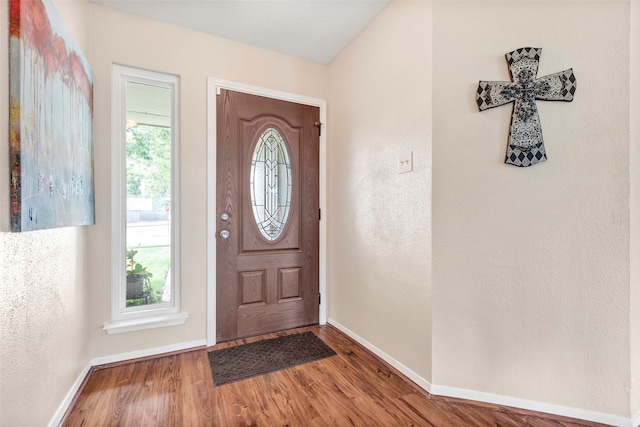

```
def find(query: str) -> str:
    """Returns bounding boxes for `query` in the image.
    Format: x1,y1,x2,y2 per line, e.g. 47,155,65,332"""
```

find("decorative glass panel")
250,127,292,241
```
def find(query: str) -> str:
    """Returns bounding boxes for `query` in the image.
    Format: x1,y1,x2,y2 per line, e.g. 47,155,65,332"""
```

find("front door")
216,89,320,342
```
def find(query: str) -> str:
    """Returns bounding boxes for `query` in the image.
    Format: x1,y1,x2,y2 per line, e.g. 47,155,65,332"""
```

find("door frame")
206,78,327,346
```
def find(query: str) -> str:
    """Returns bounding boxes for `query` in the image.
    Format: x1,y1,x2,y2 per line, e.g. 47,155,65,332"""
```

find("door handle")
219,230,230,240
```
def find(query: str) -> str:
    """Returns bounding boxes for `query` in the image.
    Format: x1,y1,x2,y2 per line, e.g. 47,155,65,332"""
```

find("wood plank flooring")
63,325,609,426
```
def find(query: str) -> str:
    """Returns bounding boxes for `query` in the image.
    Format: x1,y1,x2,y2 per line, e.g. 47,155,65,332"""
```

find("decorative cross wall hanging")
476,47,576,167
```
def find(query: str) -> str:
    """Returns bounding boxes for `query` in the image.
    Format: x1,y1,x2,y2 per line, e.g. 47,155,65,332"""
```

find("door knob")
219,230,230,240
220,213,230,221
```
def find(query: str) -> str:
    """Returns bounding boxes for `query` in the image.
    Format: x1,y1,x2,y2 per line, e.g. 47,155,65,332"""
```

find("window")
250,127,292,241
105,65,186,334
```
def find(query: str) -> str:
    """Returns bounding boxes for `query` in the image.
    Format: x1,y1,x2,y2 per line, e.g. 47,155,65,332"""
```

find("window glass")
109,65,181,328
250,127,292,241
125,83,172,306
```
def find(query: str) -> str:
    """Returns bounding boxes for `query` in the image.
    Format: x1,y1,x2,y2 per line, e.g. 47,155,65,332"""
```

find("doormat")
208,331,336,386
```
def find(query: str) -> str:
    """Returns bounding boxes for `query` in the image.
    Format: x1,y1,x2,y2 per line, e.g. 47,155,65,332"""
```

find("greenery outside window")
105,65,186,334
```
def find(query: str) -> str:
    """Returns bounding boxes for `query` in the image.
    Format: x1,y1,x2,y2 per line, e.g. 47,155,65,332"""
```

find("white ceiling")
90,0,392,64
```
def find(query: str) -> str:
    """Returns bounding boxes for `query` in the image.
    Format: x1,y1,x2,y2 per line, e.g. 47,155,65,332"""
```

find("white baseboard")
48,339,207,426
48,362,92,427
328,318,634,427
431,384,632,427
90,339,207,367
327,318,432,393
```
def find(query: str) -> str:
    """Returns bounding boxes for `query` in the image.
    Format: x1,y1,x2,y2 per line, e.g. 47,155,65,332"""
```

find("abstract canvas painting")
9,0,94,231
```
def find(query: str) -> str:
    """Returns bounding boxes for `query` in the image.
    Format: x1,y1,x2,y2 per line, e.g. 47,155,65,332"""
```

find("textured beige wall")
327,1,432,381
432,1,630,417
2,0,637,424
86,5,328,358
631,1,640,420
0,1,93,426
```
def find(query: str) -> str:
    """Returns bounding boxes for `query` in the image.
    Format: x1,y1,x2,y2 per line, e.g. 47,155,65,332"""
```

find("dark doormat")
208,331,337,386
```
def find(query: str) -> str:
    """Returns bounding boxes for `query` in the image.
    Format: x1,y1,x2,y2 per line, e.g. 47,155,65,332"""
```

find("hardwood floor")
63,325,609,426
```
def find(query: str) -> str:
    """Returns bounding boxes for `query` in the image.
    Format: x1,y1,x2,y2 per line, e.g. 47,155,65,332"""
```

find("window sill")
103,312,189,334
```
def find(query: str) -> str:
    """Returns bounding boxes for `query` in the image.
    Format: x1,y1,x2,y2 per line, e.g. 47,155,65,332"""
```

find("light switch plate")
398,151,413,174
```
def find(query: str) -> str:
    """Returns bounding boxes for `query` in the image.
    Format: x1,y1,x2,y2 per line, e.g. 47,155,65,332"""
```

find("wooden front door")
216,89,320,342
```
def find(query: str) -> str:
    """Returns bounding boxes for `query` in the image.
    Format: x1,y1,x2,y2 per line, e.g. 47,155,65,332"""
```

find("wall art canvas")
9,0,94,231
476,47,576,167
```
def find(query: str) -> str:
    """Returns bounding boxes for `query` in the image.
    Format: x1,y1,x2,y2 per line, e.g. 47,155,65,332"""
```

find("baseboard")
48,339,207,426
431,384,633,427
327,318,432,393
90,339,207,367
47,362,93,427
327,318,633,427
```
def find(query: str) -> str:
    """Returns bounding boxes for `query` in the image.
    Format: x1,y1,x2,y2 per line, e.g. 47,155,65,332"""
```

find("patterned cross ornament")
476,47,576,167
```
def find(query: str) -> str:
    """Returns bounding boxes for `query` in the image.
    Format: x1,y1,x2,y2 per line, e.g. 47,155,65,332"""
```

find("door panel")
216,89,319,342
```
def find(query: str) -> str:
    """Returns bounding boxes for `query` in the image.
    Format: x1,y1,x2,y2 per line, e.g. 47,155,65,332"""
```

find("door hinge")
319,209,321,221
318,294,321,305
314,121,322,137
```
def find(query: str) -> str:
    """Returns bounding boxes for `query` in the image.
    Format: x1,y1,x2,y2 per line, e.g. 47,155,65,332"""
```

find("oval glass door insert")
250,127,292,241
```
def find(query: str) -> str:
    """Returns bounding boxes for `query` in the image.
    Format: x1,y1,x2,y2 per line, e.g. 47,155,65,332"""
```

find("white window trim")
104,64,186,334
